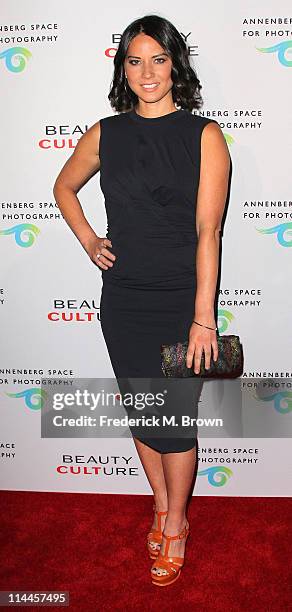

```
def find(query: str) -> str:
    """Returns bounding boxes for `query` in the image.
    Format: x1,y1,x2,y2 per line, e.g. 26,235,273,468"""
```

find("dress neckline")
127,107,185,123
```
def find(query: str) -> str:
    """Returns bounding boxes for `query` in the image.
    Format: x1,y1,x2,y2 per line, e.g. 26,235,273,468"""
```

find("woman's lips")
140,83,159,91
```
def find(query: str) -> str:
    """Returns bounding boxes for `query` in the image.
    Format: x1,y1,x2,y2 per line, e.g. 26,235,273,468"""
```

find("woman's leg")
133,437,168,536
156,445,196,560
133,437,196,554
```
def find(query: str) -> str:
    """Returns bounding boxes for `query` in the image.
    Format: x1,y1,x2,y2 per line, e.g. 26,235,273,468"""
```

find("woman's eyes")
128,58,166,65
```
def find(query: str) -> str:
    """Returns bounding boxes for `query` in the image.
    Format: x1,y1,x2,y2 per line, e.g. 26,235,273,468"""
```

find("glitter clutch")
160,334,243,379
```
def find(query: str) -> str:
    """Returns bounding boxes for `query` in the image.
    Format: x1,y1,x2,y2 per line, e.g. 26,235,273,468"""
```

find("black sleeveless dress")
99,107,217,453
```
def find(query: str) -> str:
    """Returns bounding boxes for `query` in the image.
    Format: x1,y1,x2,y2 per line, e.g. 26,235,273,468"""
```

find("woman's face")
124,32,174,105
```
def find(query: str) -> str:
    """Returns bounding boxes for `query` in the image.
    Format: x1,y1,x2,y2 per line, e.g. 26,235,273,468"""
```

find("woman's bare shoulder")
201,120,230,165
81,120,101,148
77,113,122,156
74,116,113,157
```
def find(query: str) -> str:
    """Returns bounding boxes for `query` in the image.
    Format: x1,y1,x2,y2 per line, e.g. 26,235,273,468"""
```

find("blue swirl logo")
0,47,32,72
217,309,234,333
198,466,233,486
0,223,40,247
252,390,292,415
256,222,292,247
6,388,47,410
256,41,292,67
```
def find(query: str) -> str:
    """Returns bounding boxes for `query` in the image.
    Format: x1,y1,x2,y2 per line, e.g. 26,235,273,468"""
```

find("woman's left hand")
186,321,218,374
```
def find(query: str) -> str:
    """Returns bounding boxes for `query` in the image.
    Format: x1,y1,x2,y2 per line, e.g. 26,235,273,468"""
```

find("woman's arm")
187,122,230,373
53,121,116,270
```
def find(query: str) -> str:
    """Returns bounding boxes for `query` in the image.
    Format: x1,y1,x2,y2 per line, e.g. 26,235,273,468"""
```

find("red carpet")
0,492,291,611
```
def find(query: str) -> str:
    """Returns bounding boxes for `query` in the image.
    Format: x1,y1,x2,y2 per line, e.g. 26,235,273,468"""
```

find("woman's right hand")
86,236,116,270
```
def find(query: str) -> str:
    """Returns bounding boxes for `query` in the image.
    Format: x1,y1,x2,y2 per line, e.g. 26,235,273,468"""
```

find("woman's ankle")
163,514,188,534
153,492,168,511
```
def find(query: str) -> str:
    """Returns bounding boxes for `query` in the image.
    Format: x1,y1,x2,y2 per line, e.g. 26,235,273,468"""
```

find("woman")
53,14,230,586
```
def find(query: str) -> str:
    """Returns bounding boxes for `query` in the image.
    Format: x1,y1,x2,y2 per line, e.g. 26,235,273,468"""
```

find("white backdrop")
1,1,291,496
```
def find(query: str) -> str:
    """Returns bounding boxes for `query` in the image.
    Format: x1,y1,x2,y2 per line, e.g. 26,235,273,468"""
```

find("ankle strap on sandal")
163,522,189,541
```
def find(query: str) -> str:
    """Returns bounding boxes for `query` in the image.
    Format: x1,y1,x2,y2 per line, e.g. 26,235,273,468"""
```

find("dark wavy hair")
108,14,203,113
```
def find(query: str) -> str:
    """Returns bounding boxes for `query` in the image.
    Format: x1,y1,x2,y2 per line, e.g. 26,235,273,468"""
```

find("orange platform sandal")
147,504,168,560
150,520,190,586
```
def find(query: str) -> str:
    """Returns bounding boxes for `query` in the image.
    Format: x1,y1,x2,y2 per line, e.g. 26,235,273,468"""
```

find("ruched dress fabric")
99,108,217,453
